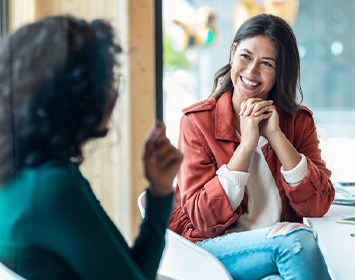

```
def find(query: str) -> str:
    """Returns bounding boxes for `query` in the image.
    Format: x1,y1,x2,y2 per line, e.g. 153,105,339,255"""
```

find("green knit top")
0,161,172,280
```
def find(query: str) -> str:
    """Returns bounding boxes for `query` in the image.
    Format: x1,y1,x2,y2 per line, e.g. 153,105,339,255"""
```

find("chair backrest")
137,191,232,280
0,262,26,280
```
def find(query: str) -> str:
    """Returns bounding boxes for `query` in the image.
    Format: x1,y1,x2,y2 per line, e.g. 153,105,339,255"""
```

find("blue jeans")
197,222,330,280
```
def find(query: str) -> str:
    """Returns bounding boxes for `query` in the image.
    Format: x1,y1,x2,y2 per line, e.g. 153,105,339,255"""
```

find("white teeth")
242,77,258,87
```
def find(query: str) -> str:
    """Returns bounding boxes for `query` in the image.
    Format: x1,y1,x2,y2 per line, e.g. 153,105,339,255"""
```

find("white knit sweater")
216,136,308,232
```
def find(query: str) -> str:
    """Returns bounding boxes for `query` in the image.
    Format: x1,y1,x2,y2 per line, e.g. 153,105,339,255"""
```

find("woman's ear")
230,42,237,65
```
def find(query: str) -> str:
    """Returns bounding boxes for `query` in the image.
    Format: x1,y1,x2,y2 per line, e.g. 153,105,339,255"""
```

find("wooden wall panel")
34,0,119,24
8,0,36,31
127,0,156,239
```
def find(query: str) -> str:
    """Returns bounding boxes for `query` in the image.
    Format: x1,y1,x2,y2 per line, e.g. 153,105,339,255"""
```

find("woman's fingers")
240,99,273,116
143,121,183,196
253,103,275,117
143,121,165,155
143,120,183,177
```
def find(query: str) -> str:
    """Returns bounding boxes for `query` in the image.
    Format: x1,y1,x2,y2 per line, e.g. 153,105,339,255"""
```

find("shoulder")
182,92,233,115
7,161,89,228
33,161,88,203
180,98,218,133
182,97,217,114
278,104,317,137
279,104,314,122
296,104,313,117
36,161,83,185
292,105,315,125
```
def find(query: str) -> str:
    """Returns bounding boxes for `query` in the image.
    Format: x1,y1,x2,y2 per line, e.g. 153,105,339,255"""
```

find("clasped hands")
239,98,281,150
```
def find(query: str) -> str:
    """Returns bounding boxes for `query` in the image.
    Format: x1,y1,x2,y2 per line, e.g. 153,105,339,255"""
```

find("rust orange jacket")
169,91,334,242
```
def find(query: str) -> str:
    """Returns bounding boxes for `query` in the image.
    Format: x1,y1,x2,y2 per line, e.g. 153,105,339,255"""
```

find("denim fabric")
197,223,330,280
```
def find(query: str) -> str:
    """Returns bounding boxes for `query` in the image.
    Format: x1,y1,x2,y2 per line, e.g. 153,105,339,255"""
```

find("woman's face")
230,35,277,102
95,88,118,134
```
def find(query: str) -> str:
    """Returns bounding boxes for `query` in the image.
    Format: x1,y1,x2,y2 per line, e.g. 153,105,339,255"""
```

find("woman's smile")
240,76,260,89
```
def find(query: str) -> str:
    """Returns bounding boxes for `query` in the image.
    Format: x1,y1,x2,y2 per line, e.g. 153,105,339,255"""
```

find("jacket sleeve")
281,110,335,217
177,115,243,238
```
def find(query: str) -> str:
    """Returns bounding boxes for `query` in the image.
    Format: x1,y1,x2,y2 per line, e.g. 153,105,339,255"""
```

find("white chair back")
0,262,26,280
137,191,232,280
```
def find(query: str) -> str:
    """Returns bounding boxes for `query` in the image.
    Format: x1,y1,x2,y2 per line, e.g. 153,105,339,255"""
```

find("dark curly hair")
0,15,122,183
210,13,303,114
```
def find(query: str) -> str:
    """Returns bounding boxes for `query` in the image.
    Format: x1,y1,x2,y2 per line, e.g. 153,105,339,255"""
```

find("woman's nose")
246,61,259,75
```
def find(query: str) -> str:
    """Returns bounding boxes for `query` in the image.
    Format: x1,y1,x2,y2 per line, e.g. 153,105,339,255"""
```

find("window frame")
0,0,8,41
155,0,164,120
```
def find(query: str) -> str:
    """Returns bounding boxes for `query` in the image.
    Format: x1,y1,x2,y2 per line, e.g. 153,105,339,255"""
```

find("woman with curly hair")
0,15,182,279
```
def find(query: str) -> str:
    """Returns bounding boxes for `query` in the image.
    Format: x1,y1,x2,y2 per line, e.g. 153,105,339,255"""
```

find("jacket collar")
215,91,239,142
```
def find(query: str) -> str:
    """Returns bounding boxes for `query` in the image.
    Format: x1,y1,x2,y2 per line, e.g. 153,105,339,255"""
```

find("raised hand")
143,121,183,197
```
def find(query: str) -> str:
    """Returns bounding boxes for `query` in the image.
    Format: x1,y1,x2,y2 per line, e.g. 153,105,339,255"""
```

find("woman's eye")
261,61,273,68
240,54,250,60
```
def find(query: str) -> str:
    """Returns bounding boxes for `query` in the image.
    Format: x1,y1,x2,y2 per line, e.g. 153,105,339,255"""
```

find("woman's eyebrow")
239,48,276,62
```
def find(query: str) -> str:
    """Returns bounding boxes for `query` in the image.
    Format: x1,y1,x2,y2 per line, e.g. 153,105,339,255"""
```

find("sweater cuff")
281,154,308,187
216,164,248,210
216,164,249,184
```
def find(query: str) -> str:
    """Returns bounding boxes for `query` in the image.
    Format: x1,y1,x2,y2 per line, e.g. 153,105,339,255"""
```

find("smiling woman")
168,13,333,280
